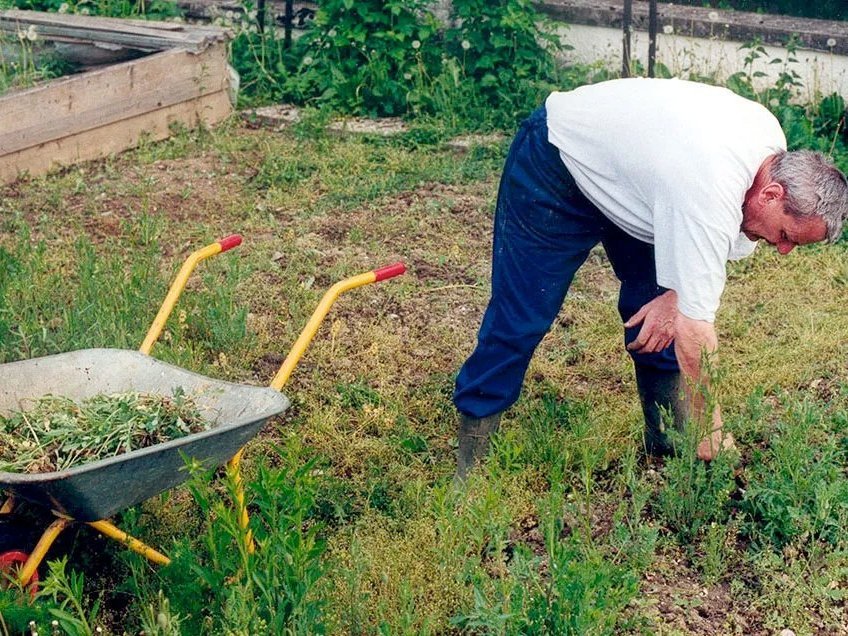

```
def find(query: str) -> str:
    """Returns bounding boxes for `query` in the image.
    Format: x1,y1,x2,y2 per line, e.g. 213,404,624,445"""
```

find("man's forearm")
673,315,721,429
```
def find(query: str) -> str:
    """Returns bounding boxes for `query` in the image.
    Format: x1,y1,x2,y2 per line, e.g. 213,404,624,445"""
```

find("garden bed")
0,10,233,184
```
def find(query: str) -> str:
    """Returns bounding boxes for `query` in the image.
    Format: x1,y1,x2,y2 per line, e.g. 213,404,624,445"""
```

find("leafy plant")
38,557,102,636
452,491,642,635
655,447,736,544
289,0,440,117
442,0,560,117
741,400,848,548
139,590,183,635
726,36,848,164
141,439,328,634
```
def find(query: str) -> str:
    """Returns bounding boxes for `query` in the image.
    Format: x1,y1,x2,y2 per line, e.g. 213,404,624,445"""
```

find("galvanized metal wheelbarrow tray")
0,348,289,521
0,234,405,586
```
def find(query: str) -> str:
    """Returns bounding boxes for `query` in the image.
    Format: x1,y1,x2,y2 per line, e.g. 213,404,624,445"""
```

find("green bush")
441,0,560,119
230,28,294,104
274,0,569,129
289,0,441,117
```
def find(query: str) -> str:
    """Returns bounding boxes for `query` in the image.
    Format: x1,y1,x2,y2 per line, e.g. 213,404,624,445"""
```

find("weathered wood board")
0,11,233,184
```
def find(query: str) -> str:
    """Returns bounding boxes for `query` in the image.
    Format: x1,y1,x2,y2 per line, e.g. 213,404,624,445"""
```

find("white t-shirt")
545,78,786,322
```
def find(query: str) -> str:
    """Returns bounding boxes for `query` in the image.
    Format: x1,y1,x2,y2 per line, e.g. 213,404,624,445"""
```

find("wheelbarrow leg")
18,517,71,585
1,496,14,515
227,450,255,555
86,520,170,566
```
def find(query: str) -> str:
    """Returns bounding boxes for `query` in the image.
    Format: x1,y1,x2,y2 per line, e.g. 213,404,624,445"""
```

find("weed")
0,389,207,473
697,522,733,584
0,580,58,635
726,36,848,166
453,489,643,635
37,557,102,636
8,0,180,19
139,590,183,635
747,544,848,632
741,398,848,549
0,29,71,97
655,449,736,544
128,438,327,634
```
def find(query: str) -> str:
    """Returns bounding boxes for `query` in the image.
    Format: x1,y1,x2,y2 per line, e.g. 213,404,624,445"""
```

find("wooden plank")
0,43,228,155
0,89,232,184
0,10,228,52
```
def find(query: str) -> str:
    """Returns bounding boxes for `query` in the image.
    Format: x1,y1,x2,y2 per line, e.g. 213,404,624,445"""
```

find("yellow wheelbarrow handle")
269,262,406,391
232,261,405,553
139,235,243,355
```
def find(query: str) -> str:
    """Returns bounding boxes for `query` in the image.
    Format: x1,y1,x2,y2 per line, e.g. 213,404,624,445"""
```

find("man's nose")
777,241,796,255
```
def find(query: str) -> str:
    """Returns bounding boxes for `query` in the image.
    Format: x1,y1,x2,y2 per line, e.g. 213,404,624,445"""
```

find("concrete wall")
557,23,848,101
542,0,848,100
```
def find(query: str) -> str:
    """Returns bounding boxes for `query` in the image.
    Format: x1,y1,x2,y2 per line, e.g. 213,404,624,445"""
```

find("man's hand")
624,290,678,353
697,428,737,461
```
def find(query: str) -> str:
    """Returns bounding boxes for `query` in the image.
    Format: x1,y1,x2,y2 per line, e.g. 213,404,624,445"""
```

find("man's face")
741,184,828,255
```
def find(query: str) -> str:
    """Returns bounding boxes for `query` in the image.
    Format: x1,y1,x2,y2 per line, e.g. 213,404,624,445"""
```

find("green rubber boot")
455,412,501,481
635,366,688,458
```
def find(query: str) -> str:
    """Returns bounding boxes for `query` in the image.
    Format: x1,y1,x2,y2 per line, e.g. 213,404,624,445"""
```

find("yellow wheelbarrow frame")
0,235,404,586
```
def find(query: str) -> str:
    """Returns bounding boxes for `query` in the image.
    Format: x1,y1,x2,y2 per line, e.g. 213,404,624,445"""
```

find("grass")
0,32,72,97
2,121,848,634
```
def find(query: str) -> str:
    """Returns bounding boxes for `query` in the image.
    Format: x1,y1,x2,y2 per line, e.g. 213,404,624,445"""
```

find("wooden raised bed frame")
0,10,233,184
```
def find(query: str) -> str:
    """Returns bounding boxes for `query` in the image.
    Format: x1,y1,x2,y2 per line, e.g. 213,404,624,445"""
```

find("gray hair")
769,149,848,243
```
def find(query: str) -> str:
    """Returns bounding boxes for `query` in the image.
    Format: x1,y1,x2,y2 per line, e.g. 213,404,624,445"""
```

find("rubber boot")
634,366,688,458
455,412,501,481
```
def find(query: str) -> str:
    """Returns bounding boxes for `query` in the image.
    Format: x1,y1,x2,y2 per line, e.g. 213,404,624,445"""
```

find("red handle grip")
218,235,243,252
373,262,406,281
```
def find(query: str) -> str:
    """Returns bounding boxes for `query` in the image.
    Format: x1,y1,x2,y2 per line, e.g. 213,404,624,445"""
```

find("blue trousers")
454,106,678,419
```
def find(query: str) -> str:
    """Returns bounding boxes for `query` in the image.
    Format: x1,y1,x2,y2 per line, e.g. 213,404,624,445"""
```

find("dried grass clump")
0,390,208,474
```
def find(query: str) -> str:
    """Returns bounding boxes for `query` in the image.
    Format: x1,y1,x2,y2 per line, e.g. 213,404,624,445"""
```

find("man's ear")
760,181,785,202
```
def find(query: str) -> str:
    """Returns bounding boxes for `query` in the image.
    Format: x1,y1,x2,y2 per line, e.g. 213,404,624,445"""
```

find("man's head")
741,150,848,254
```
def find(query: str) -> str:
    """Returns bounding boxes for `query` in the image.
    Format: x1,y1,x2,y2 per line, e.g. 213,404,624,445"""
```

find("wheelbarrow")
0,235,405,587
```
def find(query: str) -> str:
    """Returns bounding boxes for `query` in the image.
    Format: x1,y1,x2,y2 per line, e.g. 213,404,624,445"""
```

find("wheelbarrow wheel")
0,518,39,594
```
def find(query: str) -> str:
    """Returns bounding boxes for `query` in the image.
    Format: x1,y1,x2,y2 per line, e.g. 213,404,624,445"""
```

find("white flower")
708,11,719,21
769,97,779,107
303,56,313,66
461,39,470,50
26,25,37,41
225,10,234,18
328,28,337,37
58,2,69,12
411,39,421,49
828,38,837,48
663,24,674,35
403,72,412,80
